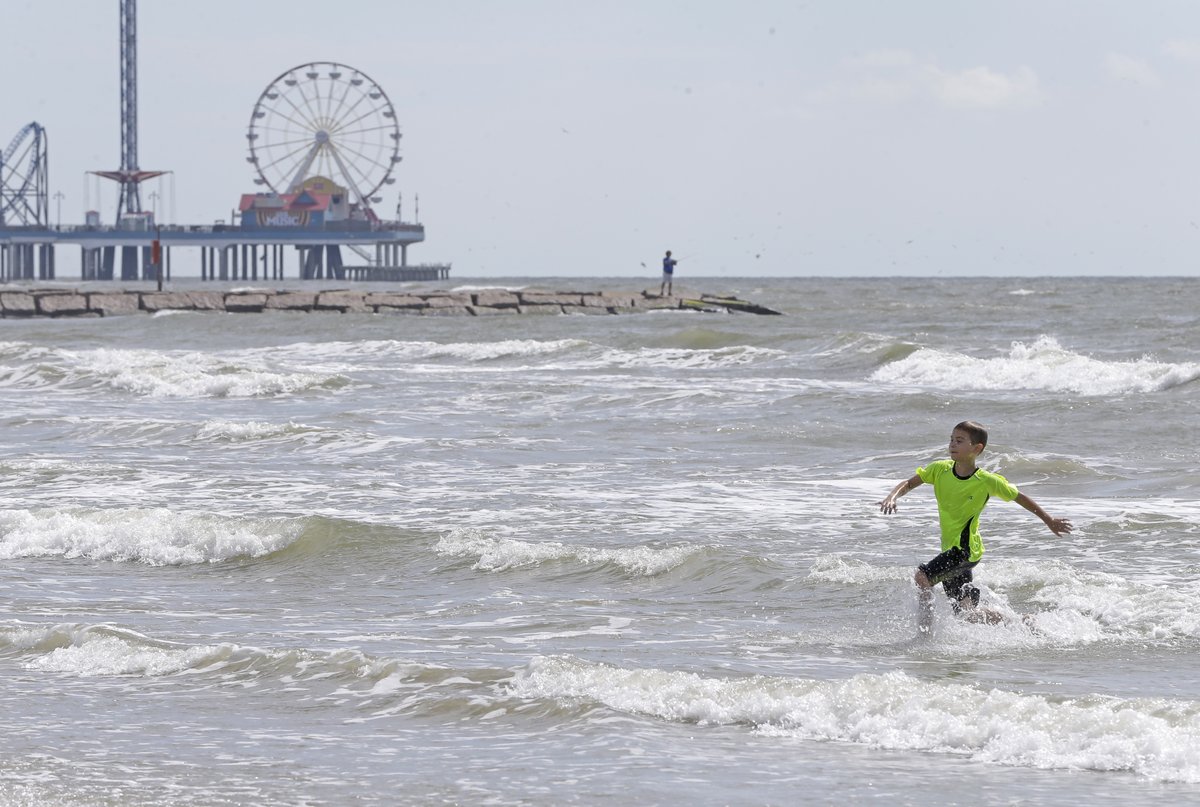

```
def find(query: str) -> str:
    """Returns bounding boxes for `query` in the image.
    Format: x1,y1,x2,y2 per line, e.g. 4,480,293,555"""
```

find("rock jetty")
0,288,782,318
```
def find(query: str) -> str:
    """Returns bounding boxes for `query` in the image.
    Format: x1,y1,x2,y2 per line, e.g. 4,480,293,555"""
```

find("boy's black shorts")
918,546,980,610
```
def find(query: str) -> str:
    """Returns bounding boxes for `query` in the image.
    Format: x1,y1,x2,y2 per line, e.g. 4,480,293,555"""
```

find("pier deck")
0,221,448,282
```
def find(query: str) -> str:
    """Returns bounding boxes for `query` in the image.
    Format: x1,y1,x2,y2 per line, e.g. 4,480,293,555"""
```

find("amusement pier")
0,1,448,284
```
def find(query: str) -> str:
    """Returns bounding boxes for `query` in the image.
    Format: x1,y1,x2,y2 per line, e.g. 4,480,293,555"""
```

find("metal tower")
118,0,139,214
91,0,166,224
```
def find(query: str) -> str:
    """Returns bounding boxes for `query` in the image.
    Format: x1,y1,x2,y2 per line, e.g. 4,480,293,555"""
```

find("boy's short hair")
954,420,988,448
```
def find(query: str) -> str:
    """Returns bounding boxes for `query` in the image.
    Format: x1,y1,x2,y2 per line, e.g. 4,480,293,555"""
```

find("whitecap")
871,335,1200,396
511,655,1200,782
27,634,219,677
435,528,700,576
0,508,304,565
195,419,314,442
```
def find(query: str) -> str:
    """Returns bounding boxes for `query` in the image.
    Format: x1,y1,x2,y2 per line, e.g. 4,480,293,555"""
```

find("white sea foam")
276,337,785,372
1086,499,1200,531
595,344,785,370
273,337,584,363
192,417,421,455
0,623,226,676
0,343,345,398
807,554,907,584
1026,571,1200,642
1,623,440,697
810,552,1200,645
81,347,343,397
195,419,314,442
435,528,700,576
871,335,1200,395
0,338,782,396
512,655,1200,782
28,634,218,676
808,331,905,361
0,508,304,565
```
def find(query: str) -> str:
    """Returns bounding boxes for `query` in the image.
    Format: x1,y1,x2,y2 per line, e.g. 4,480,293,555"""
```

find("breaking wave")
435,528,703,576
871,335,1200,395
511,655,1200,782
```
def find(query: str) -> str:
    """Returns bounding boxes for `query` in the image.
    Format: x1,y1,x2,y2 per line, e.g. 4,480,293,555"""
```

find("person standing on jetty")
877,420,1073,633
660,250,677,296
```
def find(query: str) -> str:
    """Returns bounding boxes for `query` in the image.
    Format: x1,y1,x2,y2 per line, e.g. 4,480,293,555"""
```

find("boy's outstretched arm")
879,475,923,514
1014,492,1073,536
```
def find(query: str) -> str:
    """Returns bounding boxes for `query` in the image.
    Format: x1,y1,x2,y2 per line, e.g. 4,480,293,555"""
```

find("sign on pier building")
238,176,362,231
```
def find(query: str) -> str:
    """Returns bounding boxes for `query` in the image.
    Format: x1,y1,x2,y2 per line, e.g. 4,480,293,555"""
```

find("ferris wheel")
246,61,401,211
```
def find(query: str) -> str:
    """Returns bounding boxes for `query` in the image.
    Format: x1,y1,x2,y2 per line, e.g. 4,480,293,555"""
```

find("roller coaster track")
0,122,49,227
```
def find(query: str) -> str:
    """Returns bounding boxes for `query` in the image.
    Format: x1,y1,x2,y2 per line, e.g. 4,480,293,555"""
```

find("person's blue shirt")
662,255,676,274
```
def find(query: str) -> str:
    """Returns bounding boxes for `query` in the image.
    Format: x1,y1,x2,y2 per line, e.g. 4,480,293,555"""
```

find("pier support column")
119,245,138,281
86,247,100,280
299,246,313,280
326,245,343,280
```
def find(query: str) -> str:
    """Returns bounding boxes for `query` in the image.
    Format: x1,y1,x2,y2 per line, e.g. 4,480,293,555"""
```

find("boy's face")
948,429,983,462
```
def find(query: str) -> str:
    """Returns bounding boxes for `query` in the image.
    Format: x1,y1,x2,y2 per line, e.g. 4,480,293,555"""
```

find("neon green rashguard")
915,459,1019,562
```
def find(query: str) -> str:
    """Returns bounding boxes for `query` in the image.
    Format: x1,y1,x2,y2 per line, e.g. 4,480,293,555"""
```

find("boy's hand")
880,476,921,514
1045,517,1073,536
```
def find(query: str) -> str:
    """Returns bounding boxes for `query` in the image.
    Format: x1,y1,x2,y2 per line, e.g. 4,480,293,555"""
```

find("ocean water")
0,275,1198,806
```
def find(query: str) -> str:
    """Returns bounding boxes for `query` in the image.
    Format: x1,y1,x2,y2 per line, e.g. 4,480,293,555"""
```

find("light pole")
153,223,163,291
148,190,159,223
53,191,65,228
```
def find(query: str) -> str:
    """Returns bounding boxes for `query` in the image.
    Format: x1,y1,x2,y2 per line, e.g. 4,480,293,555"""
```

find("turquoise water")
0,276,1198,805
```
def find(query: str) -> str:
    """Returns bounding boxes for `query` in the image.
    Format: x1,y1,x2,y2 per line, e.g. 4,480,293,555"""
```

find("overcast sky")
6,1,1200,277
